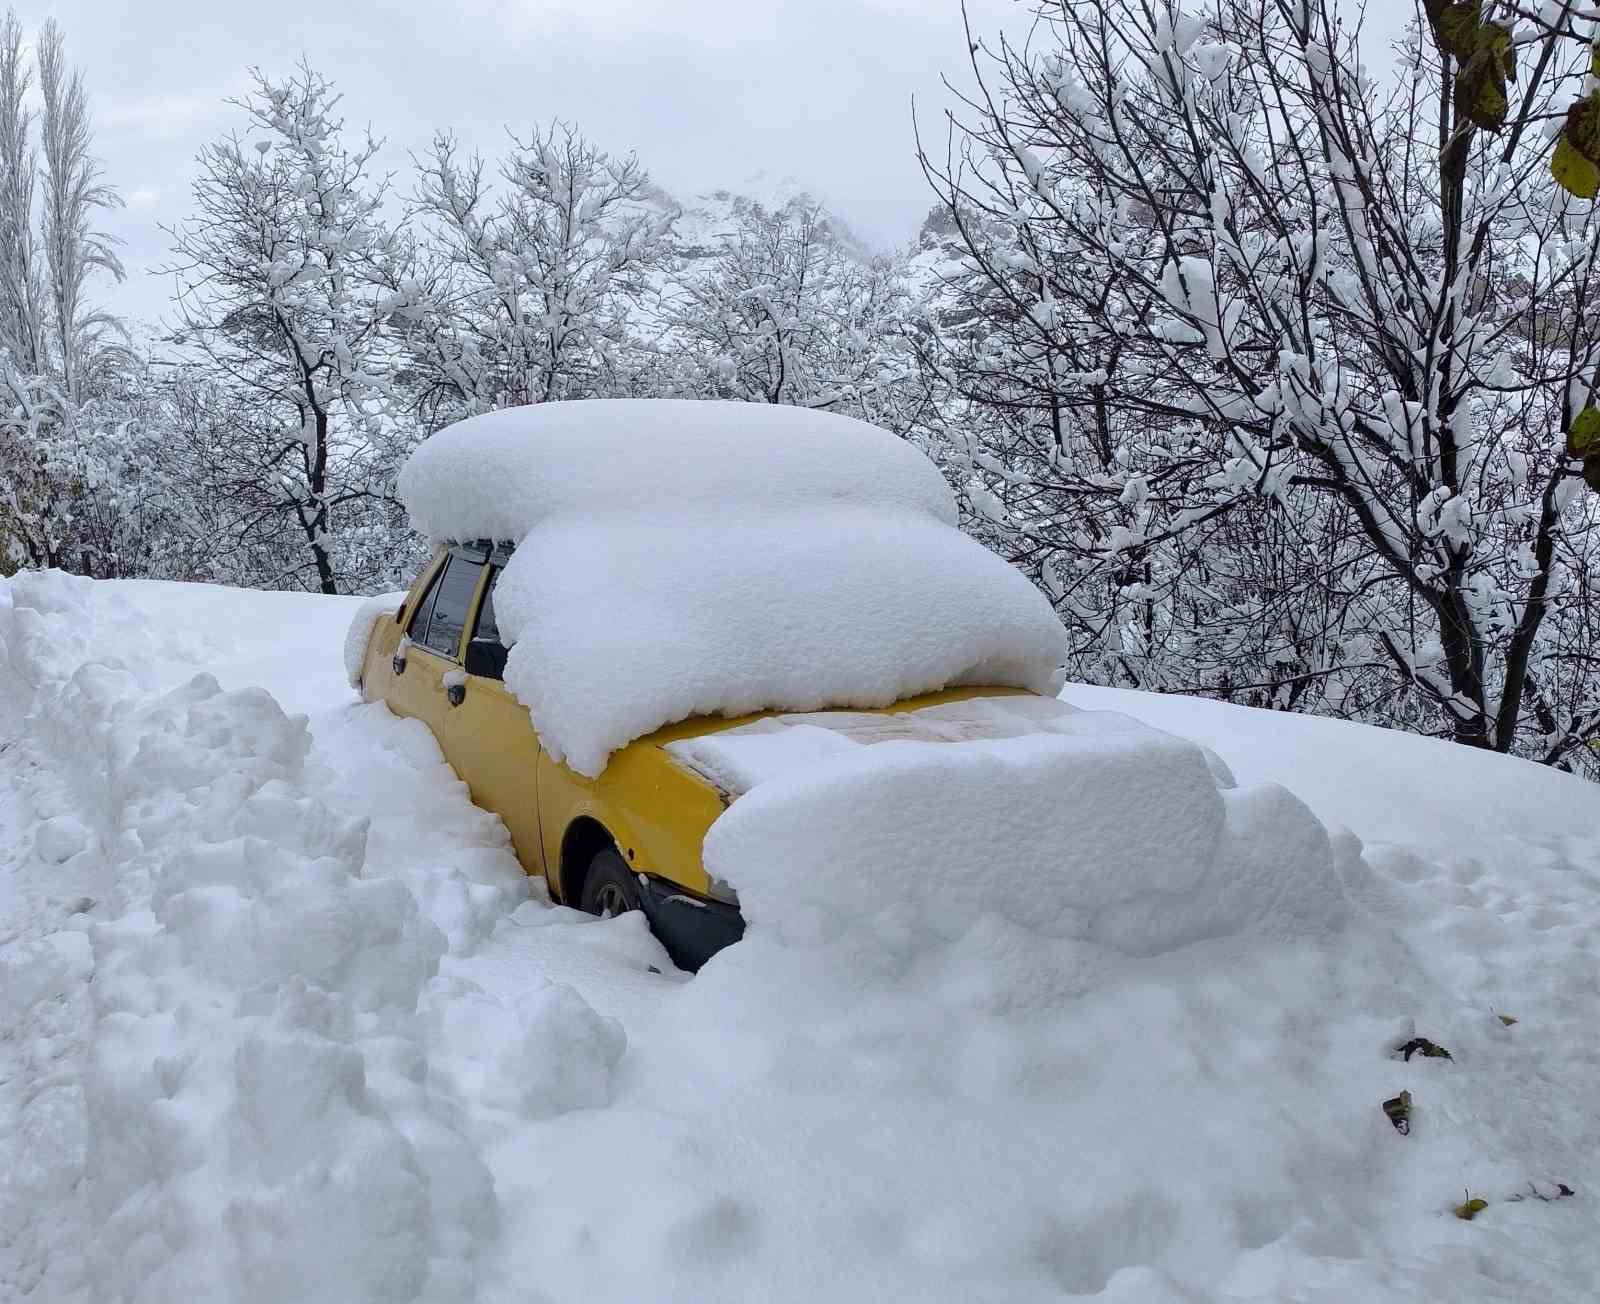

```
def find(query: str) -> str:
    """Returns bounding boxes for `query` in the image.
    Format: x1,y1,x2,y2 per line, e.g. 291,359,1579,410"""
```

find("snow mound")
425,977,627,1120
702,700,1348,957
344,591,407,689
397,398,958,537
0,571,501,1303
397,401,1067,775
1063,680,1600,849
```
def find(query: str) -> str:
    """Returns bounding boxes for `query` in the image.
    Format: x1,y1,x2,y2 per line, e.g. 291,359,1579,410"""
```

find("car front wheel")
579,846,642,918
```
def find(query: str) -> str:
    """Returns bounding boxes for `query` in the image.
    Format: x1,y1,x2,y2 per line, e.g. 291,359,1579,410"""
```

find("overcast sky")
14,0,1416,331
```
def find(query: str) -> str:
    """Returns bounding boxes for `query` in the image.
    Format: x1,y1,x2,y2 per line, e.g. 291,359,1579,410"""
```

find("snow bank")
652,690,1591,1303
1061,681,1600,849
425,976,627,1120
397,401,1067,775
0,571,500,1303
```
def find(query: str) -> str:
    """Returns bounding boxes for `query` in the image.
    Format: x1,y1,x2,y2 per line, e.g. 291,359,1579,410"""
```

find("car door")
441,557,548,878
390,548,486,738
360,552,442,707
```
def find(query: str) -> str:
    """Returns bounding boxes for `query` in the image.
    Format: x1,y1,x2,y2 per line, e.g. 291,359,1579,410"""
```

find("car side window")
407,560,446,642
420,554,485,659
474,567,502,646
464,566,509,680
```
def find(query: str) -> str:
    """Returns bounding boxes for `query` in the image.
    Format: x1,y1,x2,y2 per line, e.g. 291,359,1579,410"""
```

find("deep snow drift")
3,573,1598,1304
0,571,526,1303
396,401,1068,775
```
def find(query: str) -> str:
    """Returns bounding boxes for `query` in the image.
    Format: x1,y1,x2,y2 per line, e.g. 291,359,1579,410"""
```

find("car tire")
579,846,642,919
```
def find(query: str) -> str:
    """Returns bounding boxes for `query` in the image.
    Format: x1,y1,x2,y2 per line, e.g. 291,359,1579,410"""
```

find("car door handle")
446,682,466,707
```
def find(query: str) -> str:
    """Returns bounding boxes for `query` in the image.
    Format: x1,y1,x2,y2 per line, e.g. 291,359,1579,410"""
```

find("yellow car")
355,538,1040,970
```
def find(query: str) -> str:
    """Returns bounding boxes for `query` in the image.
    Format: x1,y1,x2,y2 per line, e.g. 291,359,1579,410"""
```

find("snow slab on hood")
666,691,1239,799
397,401,1068,776
686,691,1344,958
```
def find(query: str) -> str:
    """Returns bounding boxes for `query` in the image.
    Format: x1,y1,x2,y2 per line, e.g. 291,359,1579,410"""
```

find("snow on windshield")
398,401,1068,775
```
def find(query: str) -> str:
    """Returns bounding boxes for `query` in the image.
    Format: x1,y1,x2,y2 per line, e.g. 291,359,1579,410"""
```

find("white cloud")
98,92,220,138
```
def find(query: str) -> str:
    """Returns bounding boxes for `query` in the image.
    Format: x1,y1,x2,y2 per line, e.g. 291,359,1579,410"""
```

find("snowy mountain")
2,573,1597,1303
662,178,879,264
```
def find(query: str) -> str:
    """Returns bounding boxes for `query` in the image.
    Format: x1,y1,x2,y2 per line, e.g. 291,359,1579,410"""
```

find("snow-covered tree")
0,9,132,577
655,192,920,425
403,122,670,424
0,9,43,379
147,364,425,592
36,18,124,405
919,0,1600,774
164,63,419,594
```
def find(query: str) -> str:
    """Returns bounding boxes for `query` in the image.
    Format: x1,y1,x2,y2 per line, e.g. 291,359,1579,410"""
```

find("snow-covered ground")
3,573,1598,1303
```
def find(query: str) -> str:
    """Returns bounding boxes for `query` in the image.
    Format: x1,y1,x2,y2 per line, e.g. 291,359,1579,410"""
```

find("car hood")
660,689,1104,803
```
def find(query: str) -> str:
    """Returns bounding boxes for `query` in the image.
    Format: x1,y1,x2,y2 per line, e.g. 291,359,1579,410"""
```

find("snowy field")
3,572,1598,1303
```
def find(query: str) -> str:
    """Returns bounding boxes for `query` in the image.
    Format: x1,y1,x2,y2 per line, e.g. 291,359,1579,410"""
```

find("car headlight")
705,874,740,907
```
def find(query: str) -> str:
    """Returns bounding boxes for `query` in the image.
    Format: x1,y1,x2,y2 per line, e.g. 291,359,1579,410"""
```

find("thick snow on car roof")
398,398,959,539
397,400,1068,776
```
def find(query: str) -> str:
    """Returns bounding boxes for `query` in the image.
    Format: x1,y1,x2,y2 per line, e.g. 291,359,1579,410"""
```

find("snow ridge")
0,571,495,1304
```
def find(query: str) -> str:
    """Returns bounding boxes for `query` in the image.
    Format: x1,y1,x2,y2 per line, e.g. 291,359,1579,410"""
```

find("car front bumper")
637,878,746,972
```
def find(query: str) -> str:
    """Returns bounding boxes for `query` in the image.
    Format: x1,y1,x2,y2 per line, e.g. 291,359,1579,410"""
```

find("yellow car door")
440,556,548,879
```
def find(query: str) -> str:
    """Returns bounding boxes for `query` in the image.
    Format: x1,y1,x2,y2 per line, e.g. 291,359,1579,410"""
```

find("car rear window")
419,555,484,659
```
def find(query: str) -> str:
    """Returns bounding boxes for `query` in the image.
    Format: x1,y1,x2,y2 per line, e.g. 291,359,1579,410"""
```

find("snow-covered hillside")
3,574,1597,1303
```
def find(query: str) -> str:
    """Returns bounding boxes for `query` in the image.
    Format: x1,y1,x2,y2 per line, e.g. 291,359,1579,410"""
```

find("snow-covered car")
348,399,1070,969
